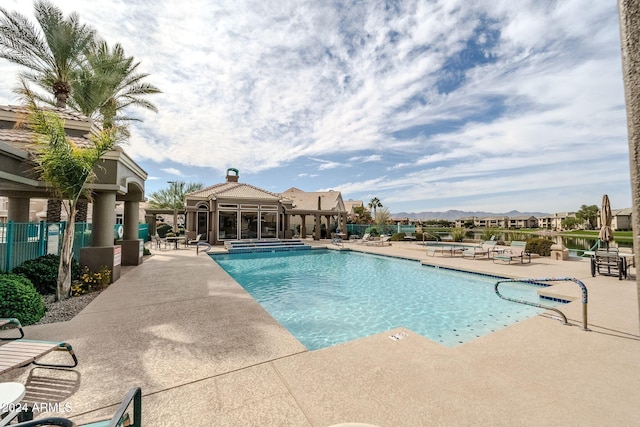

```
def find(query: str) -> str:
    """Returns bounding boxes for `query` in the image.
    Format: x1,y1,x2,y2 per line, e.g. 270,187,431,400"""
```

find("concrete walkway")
1,240,639,426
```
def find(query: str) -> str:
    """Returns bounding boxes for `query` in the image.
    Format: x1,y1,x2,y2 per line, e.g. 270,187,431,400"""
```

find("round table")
0,382,26,426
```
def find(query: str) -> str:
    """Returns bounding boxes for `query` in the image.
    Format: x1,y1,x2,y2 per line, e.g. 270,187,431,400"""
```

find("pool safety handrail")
422,232,441,244
494,277,589,331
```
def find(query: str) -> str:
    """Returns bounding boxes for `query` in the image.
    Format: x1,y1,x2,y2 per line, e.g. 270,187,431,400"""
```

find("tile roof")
0,105,91,122
0,127,94,151
188,182,282,201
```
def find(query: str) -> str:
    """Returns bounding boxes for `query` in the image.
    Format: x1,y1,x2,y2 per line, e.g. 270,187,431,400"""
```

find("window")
261,212,277,238
197,206,208,237
218,211,238,240
241,212,258,239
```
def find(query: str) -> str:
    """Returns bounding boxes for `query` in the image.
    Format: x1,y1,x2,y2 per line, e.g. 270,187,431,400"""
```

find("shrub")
12,254,81,295
481,228,501,241
71,266,111,296
364,227,379,237
0,273,46,325
156,224,172,238
450,228,466,242
526,238,554,256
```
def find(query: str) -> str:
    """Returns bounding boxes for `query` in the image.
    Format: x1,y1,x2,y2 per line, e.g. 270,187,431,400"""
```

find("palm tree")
69,40,160,222
368,197,383,220
69,40,161,132
148,182,204,210
0,0,95,222
0,0,95,108
21,83,121,300
617,0,640,323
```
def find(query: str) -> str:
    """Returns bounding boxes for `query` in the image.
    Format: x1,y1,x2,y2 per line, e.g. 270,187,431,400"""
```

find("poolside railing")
494,277,589,331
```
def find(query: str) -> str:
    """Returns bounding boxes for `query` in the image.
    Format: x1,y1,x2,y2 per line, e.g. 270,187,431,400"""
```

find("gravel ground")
36,291,103,325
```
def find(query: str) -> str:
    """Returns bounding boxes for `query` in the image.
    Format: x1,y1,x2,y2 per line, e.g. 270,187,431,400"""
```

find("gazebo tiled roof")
188,182,283,201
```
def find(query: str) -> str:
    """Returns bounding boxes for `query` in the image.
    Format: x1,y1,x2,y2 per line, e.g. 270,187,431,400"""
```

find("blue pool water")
210,250,563,349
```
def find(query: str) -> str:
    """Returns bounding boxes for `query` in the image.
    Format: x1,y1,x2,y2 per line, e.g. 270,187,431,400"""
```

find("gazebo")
183,169,348,244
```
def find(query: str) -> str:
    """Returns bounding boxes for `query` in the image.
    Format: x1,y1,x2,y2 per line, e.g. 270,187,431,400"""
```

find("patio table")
165,236,186,249
0,382,26,426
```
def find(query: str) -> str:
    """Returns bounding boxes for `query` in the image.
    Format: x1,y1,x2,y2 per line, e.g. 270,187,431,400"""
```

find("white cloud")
0,0,631,213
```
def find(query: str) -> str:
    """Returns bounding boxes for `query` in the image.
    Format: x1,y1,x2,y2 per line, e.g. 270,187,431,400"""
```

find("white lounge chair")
461,241,497,259
492,241,532,264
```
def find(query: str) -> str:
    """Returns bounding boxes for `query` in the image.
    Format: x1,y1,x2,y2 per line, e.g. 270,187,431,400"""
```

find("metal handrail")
494,277,589,331
422,232,441,245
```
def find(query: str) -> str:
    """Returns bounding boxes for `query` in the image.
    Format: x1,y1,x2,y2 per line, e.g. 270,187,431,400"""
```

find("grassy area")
559,229,633,240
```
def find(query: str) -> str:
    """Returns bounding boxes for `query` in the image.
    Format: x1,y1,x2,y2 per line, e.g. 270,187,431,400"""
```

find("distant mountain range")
391,210,551,221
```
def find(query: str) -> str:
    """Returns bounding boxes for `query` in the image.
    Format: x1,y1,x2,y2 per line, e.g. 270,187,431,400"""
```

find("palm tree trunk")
75,199,88,222
46,199,62,222
617,0,640,328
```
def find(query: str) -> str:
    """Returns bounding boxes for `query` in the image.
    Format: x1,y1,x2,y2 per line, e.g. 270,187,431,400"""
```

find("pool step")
224,239,312,253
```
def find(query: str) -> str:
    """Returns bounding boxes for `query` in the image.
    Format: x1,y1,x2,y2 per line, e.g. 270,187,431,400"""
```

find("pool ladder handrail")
422,232,441,245
494,277,589,331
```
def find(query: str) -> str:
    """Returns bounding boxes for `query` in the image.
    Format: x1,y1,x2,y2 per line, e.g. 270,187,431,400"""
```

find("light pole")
167,181,178,233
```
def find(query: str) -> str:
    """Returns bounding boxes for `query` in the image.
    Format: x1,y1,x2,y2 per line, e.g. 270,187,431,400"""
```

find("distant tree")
351,206,372,224
374,207,391,227
575,205,599,229
368,197,383,219
148,181,204,210
562,217,580,230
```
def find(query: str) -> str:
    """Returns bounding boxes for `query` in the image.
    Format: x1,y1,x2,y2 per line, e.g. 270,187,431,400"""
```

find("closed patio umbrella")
598,194,613,249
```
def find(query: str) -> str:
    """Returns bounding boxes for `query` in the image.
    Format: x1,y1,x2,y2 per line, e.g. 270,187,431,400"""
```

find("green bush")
525,238,554,256
12,254,81,295
156,224,172,238
0,273,46,325
450,228,466,242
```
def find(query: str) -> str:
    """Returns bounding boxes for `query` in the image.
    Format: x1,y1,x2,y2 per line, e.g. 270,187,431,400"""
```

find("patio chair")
426,245,464,257
187,234,203,246
0,317,25,340
0,332,78,374
492,241,532,264
364,235,391,246
151,234,166,250
461,241,497,259
590,249,624,280
354,233,371,244
12,387,142,427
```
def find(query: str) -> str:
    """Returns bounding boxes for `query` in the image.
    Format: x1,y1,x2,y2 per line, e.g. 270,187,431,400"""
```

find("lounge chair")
403,233,417,241
492,241,532,264
187,233,203,246
364,235,391,246
0,319,78,374
354,233,371,244
590,249,624,279
0,317,24,340
426,245,464,257
13,387,142,427
461,241,497,259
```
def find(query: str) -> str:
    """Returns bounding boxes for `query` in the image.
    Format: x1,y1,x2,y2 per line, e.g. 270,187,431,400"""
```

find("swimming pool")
210,250,564,349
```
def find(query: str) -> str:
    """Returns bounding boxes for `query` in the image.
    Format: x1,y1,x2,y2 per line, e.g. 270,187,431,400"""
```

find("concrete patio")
1,240,639,426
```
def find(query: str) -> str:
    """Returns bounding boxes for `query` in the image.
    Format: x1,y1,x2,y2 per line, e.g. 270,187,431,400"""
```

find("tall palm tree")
69,40,161,131
0,0,95,108
617,0,640,323
0,0,95,222
69,40,160,222
368,197,383,220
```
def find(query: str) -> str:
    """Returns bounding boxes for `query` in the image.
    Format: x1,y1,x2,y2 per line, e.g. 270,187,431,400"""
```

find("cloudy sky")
0,0,632,214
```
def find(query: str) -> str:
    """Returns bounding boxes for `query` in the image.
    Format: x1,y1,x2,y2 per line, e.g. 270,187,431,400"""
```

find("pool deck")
1,240,639,426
